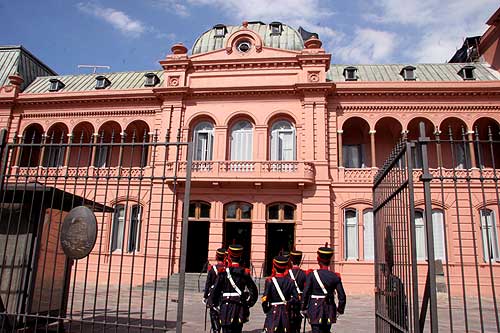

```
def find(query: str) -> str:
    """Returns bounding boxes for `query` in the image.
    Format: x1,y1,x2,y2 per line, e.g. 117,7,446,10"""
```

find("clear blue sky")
1,0,498,75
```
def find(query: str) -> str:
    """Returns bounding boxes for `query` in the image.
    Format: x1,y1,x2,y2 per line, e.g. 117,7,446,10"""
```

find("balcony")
166,161,316,183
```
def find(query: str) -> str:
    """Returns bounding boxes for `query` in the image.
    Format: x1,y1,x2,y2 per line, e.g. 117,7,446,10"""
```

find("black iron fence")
0,128,192,332
374,122,500,332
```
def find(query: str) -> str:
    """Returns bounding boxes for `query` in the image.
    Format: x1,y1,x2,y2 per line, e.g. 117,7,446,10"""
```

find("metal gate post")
176,142,193,333
406,141,421,333
417,122,439,332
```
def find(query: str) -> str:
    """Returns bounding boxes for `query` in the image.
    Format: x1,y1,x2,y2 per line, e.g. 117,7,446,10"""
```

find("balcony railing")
337,167,500,184
166,161,315,183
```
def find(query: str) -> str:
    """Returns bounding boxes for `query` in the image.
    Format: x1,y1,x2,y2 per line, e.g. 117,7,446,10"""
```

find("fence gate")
0,128,193,332
374,122,500,332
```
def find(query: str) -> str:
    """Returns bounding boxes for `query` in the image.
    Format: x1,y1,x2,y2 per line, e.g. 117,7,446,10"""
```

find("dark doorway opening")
224,222,252,268
186,221,209,272
265,223,295,276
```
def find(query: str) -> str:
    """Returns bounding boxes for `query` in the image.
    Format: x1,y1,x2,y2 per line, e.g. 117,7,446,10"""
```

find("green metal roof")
24,70,164,93
192,22,304,54
0,46,57,91
327,63,500,82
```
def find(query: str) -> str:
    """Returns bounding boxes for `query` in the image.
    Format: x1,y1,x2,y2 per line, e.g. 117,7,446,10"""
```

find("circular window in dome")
236,40,252,53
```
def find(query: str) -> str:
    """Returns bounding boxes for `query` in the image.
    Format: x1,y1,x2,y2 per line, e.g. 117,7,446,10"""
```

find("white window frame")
415,209,447,261
480,209,500,262
344,208,359,260
193,122,214,161
111,204,125,252
363,209,374,260
230,121,253,161
128,205,142,252
270,120,296,161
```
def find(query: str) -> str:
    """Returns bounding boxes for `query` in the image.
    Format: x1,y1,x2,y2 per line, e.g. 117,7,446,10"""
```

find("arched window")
363,209,374,260
224,202,252,221
111,204,125,252
480,209,500,262
344,208,358,260
415,209,446,261
267,203,295,222
270,120,295,161
193,122,214,161
110,203,142,253
189,201,211,220
230,121,253,160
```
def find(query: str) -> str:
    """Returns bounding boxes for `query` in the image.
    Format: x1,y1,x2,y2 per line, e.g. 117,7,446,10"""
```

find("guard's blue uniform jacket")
286,266,307,333
261,273,298,332
204,262,226,332
302,268,346,329
208,263,258,332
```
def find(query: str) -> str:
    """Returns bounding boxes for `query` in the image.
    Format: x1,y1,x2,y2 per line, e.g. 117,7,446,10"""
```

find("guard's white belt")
222,292,240,297
271,301,286,306
311,295,326,299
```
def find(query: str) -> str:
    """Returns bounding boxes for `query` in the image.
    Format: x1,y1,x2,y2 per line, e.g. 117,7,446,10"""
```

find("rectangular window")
345,209,359,260
432,210,446,261
128,205,142,252
195,132,213,161
415,212,426,260
111,205,125,252
342,144,363,168
363,210,374,260
481,210,500,262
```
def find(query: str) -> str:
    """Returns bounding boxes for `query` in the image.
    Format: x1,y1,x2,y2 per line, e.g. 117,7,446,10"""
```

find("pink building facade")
2,15,500,296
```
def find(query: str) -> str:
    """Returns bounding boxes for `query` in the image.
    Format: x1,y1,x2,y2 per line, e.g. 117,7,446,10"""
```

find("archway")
43,123,69,167
123,120,150,167
265,203,295,276
342,117,370,168
439,117,469,168
95,121,121,167
69,122,94,167
472,117,500,168
223,202,252,268
375,117,403,167
19,123,43,167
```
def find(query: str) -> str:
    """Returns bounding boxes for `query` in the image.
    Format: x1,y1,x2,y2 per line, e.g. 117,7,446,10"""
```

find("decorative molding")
337,105,500,112
21,109,157,120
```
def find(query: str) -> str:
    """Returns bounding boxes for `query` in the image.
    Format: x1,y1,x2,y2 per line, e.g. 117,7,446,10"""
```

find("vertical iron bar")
176,142,193,333
406,142,420,333
417,122,438,332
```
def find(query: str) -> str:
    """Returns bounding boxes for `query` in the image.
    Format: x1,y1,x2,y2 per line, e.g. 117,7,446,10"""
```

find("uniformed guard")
208,244,258,333
302,245,346,333
261,255,298,332
286,250,306,333
204,247,227,333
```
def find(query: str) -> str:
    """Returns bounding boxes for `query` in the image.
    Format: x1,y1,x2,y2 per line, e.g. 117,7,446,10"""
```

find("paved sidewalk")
179,292,374,332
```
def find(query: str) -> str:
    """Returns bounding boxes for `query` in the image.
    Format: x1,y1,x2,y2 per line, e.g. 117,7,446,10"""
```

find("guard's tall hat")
317,243,334,264
228,244,244,260
290,249,303,265
273,255,289,273
216,247,226,261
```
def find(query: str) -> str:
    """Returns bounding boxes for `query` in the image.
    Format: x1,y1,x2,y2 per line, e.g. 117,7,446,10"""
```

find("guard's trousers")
311,323,332,332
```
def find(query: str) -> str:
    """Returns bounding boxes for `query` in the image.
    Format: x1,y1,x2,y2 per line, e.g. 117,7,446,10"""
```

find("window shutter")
270,129,278,160
281,131,294,160
363,210,374,260
345,209,359,260
415,212,426,260
481,210,500,261
432,210,446,261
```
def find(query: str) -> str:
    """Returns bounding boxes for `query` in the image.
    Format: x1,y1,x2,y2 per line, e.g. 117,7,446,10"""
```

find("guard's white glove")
300,310,308,318
202,298,207,305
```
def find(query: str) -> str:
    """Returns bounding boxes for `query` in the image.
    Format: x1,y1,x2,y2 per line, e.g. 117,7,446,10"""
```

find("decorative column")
64,133,72,166
435,129,443,168
214,126,227,161
337,130,343,167
251,202,266,277
467,130,477,168
254,125,268,161
369,130,376,168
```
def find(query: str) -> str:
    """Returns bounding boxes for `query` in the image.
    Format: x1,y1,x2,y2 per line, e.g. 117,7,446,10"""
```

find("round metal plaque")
61,206,97,260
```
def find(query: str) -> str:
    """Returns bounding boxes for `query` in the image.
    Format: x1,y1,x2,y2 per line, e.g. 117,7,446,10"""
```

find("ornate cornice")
337,104,500,112
21,109,157,119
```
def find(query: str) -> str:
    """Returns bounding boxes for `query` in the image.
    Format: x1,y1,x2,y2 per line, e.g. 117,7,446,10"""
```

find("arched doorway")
223,202,252,268
19,123,43,167
43,123,69,167
265,203,295,276
186,201,210,273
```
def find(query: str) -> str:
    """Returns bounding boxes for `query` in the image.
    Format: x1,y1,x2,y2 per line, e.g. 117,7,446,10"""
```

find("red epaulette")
217,264,226,273
334,272,341,279
207,264,213,271
306,268,314,275
265,276,272,282
244,268,251,275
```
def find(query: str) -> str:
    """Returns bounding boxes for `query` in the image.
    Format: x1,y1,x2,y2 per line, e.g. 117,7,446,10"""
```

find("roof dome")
192,21,307,54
